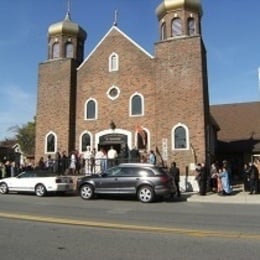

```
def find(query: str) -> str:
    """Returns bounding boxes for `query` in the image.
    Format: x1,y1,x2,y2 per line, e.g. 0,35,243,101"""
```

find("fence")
42,157,141,176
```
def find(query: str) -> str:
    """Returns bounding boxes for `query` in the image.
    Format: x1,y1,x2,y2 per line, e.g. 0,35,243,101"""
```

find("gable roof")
78,25,154,70
210,102,260,142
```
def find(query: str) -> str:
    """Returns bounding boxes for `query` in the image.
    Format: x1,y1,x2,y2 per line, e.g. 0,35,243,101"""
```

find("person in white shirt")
107,146,118,168
95,148,105,174
83,146,93,175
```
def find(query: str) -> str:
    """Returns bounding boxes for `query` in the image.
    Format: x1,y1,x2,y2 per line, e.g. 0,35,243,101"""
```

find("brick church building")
35,0,215,189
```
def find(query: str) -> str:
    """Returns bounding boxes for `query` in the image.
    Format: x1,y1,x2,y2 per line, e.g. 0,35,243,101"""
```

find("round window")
107,86,120,100
109,88,118,97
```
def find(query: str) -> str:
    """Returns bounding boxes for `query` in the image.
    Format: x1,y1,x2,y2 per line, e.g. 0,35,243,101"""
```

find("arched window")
172,124,189,150
109,52,119,72
130,93,144,116
136,126,148,150
52,42,60,58
172,18,182,37
161,22,166,40
81,133,91,152
187,18,196,36
45,132,57,153
85,99,97,120
65,42,73,58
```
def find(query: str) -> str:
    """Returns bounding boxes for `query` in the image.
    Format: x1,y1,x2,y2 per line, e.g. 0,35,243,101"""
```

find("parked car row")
0,163,176,203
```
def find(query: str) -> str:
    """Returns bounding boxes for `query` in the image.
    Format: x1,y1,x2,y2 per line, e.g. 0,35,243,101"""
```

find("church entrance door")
98,134,128,159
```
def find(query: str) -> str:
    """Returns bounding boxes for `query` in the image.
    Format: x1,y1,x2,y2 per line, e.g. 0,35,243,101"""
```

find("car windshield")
17,172,33,178
17,171,57,178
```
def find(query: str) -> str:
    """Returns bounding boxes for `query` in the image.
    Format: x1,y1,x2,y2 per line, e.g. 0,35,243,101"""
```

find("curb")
186,191,260,205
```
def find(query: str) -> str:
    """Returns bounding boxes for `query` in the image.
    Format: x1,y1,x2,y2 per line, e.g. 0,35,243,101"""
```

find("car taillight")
56,178,62,183
56,177,73,183
160,175,170,183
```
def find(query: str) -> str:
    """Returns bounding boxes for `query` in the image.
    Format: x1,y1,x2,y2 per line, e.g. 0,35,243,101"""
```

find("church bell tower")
35,5,87,161
154,0,210,169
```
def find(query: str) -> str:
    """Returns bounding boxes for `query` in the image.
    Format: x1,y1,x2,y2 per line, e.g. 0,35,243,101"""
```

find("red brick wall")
154,36,208,171
35,59,77,161
76,29,156,149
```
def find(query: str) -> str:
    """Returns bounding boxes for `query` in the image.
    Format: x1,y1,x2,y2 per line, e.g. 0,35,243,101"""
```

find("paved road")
0,193,260,260
0,192,259,235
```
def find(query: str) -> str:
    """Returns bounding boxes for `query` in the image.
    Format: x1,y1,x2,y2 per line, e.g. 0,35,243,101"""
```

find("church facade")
35,0,214,189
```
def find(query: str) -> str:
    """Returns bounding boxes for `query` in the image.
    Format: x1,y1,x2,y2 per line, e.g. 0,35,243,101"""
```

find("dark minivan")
77,163,176,203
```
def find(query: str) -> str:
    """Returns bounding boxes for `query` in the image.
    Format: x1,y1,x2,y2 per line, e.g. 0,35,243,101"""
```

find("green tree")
8,117,36,156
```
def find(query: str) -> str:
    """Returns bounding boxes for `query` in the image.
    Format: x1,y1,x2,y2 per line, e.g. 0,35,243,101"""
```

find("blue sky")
0,0,260,140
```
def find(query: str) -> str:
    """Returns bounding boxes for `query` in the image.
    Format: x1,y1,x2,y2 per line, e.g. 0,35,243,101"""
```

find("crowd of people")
1,146,259,198
242,161,259,195
0,156,34,179
208,160,233,196
195,159,260,196
34,146,158,176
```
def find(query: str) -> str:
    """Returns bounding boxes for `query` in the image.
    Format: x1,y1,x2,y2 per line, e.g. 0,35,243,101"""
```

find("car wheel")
138,185,154,203
80,184,94,200
0,182,8,194
35,184,47,197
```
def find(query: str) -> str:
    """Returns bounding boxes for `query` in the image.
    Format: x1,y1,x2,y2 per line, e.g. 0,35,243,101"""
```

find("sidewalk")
185,185,260,205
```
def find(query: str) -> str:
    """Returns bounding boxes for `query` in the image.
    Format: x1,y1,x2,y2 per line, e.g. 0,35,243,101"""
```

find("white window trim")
95,128,132,151
44,131,57,154
171,123,190,150
109,52,119,72
106,85,121,100
79,131,93,153
84,98,98,120
129,92,144,117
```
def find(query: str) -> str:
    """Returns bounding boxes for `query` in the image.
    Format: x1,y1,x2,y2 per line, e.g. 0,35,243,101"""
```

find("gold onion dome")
156,0,202,19
48,12,87,40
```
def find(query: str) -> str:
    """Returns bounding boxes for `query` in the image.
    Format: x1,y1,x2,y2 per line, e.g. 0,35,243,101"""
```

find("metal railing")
38,157,142,176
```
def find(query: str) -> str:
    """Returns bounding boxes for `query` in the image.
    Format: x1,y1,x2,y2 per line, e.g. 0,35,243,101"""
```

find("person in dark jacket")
242,163,250,192
195,162,207,195
248,161,259,194
169,161,180,197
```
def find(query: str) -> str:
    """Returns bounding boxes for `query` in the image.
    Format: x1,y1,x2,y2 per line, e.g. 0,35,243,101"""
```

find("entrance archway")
95,129,132,161
99,133,128,157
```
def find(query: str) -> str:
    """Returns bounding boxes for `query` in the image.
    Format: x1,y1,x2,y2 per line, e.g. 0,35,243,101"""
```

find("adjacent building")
211,102,260,176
